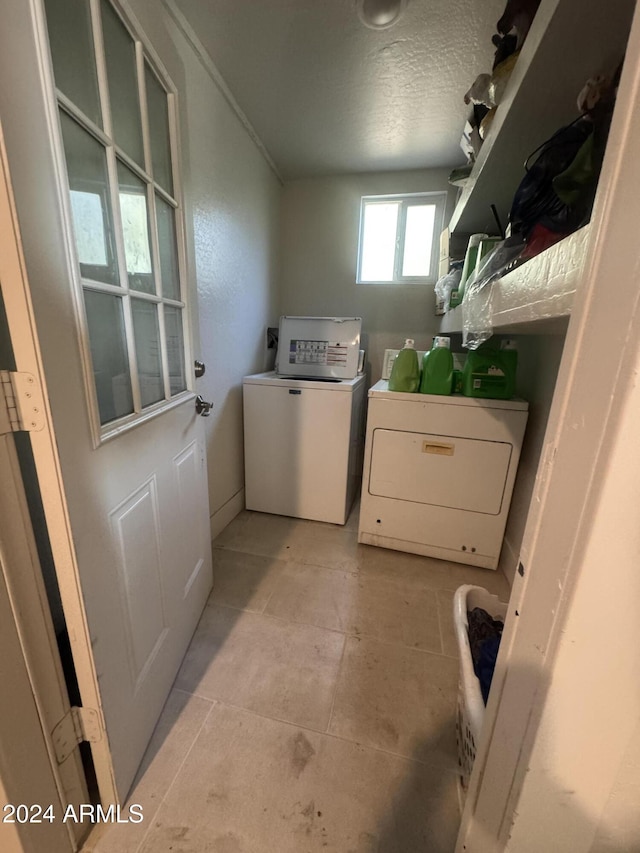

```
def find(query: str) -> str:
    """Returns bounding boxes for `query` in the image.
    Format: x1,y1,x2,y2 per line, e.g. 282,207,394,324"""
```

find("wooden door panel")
111,478,168,688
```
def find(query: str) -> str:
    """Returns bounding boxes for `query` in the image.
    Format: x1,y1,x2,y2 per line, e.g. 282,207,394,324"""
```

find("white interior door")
0,0,213,800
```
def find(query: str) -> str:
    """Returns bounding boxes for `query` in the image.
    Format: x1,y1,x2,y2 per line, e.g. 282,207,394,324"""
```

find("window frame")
47,0,193,446
356,191,447,286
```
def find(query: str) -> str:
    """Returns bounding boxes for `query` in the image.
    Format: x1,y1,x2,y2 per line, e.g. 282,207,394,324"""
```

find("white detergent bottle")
388,339,420,393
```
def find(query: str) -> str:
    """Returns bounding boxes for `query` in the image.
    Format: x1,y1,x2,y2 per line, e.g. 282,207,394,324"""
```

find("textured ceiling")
172,0,506,179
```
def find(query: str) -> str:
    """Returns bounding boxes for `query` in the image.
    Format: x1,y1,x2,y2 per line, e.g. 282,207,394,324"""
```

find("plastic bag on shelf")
462,237,525,349
435,268,462,314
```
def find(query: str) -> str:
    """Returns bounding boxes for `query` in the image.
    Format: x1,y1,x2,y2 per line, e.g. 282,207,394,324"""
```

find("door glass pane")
117,161,154,294
131,300,164,407
60,111,119,286
164,306,186,395
44,0,102,127
84,290,133,424
156,195,180,300
145,63,173,195
360,202,399,282
402,204,436,277
101,0,144,165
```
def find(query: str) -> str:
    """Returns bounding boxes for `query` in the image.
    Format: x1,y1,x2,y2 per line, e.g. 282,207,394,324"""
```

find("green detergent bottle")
462,341,517,399
388,339,420,392
419,336,453,395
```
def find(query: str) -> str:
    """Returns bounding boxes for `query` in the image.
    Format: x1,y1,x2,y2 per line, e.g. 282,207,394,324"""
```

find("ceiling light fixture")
357,0,408,30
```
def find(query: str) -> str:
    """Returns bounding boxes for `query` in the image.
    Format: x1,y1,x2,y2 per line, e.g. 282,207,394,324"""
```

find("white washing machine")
243,372,366,525
244,316,365,525
358,380,529,569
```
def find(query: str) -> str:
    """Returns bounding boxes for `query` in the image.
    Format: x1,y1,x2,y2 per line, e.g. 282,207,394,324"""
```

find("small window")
357,192,446,284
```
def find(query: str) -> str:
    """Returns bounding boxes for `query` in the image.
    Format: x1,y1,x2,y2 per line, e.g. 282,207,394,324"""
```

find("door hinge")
0,371,45,435
52,706,102,764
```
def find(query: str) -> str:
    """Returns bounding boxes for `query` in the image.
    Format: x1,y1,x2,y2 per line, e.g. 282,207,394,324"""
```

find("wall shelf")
449,0,635,237
439,224,590,336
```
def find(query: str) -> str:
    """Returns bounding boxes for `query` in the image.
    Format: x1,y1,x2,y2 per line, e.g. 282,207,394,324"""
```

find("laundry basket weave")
453,584,508,797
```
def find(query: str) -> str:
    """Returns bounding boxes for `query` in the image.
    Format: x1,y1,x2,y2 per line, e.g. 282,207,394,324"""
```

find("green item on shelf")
450,233,488,308
462,342,517,399
419,336,453,395
388,339,420,393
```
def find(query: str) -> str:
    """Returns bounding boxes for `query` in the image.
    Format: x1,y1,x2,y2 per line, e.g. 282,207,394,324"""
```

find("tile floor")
85,506,510,853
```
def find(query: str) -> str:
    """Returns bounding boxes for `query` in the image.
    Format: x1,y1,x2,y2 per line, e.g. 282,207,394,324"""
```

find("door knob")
195,395,213,416
194,360,206,378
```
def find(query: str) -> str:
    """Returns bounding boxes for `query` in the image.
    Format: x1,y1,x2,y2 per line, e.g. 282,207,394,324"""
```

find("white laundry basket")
453,584,508,797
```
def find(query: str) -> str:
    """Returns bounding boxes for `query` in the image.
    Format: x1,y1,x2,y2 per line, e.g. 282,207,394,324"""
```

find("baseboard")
210,488,245,542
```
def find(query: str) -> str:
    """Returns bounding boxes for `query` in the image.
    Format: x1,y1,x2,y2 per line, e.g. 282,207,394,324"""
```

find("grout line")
213,542,507,599
205,599,349,639
325,631,348,735
258,575,282,615
204,599,455,660
172,686,213,700
205,599,270,617
201,695,461,777
212,544,287,559
213,543,294,562
132,700,217,853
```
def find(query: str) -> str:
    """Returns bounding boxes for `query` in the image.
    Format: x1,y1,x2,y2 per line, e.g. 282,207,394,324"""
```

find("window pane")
145,64,173,195
156,195,180,300
117,161,154,294
60,111,119,286
84,290,133,424
402,204,436,277
131,300,164,407
360,202,399,282
101,0,144,165
44,0,102,127
164,306,186,395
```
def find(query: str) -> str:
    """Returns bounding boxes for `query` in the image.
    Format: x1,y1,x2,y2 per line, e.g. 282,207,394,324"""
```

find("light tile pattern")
86,506,510,853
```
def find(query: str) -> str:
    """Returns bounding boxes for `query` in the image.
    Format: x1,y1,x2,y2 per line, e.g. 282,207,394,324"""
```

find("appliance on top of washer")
358,379,528,569
276,316,362,380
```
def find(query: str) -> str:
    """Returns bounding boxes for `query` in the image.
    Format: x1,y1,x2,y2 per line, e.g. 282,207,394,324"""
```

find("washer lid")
244,371,365,391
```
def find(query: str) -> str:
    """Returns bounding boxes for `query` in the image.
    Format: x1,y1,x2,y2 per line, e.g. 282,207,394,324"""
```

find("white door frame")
0,509,72,853
459,3,640,850
0,117,117,807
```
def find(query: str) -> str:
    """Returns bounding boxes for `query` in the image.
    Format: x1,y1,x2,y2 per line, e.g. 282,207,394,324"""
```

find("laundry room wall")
127,1,283,538
280,170,457,383
590,717,640,851
501,332,567,584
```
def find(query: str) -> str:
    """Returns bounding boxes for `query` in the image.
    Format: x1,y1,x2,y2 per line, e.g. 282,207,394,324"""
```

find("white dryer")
358,381,528,569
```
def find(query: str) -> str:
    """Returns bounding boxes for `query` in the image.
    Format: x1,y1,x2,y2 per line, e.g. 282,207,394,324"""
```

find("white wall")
503,337,640,852
590,717,640,852
501,331,566,585
280,171,457,383
128,2,282,537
